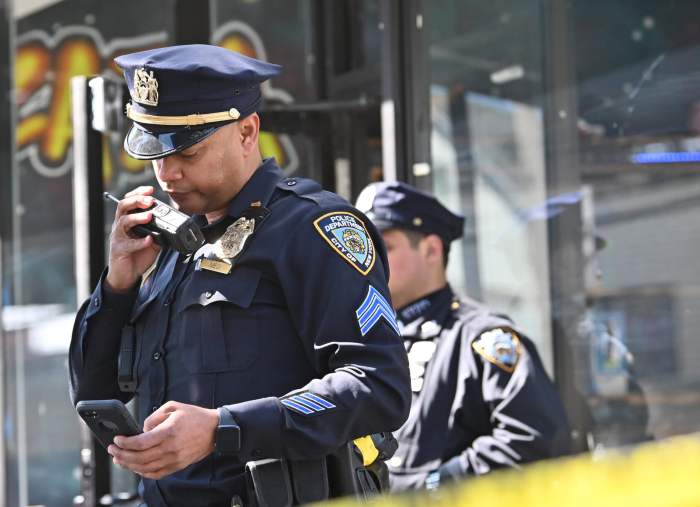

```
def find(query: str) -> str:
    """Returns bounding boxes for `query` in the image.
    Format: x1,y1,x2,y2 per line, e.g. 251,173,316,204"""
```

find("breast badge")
213,217,255,260
314,212,376,275
472,328,522,373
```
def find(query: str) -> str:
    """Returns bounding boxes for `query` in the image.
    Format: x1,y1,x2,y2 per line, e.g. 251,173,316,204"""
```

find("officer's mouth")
165,190,191,201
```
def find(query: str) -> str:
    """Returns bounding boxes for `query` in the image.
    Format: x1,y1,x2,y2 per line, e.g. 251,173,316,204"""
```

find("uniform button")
153,352,161,360
94,297,100,306
204,291,213,299
286,180,297,186
151,405,158,413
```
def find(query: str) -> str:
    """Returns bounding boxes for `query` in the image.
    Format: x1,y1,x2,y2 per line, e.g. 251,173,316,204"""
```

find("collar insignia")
133,68,159,106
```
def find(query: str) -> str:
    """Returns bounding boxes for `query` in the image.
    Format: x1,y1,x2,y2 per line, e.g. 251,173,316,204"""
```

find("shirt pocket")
179,266,261,373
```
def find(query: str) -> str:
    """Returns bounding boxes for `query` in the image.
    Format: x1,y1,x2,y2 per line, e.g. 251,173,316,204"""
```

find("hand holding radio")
103,187,166,292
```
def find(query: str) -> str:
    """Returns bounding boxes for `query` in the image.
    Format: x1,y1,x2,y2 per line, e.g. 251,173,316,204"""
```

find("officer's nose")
152,156,182,183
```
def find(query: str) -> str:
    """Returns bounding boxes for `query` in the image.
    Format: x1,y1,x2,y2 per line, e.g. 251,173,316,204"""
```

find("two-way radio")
103,192,205,256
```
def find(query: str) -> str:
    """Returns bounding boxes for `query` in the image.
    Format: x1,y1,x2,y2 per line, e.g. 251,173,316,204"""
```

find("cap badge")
214,217,256,260
412,217,423,227
133,68,159,106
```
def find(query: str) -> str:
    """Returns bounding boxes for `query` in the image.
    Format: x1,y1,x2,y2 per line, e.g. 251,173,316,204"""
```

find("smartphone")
76,399,142,449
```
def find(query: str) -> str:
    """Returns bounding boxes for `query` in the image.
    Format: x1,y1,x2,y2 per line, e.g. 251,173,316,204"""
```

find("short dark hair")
400,229,450,268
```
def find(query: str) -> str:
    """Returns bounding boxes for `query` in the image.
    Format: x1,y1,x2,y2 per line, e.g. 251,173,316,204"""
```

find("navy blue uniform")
388,286,570,491
69,159,411,506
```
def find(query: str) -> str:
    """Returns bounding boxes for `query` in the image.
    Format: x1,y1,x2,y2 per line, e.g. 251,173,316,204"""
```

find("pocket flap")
181,265,261,310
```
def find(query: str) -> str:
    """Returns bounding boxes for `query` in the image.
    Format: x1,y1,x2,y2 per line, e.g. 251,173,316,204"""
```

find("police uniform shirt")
69,159,411,506
388,285,571,491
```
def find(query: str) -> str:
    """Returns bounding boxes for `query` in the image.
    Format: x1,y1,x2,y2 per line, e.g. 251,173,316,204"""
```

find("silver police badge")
213,217,255,260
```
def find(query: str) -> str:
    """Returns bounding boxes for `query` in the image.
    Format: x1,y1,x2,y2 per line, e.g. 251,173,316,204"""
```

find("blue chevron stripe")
360,307,400,336
280,398,314,414
300,392,335,409
356,285,393,318
281,392,336,415
289,395,325,412
357,294,394,327
356,285,400,336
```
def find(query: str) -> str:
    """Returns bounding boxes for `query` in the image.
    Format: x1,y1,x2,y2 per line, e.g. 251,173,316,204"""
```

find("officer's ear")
423,234,444,266
238,113,260,154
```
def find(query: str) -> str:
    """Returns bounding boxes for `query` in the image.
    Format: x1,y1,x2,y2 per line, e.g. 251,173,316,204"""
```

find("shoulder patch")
472,328,522,373
314,211,376,275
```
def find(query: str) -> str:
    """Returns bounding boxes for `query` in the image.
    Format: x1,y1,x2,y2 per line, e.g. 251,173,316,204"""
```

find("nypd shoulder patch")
472,328,522,373
313,211,376,275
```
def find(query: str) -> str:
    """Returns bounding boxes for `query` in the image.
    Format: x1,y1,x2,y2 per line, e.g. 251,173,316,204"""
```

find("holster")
245,457,328,507
245,433,397,507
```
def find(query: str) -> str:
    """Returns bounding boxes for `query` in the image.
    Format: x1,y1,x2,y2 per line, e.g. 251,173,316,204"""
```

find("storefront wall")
428,0,700,449
1,0,700,505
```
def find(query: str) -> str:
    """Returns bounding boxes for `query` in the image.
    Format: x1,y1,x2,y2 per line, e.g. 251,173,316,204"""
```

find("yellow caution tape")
322,433,700,507
353,435,380,467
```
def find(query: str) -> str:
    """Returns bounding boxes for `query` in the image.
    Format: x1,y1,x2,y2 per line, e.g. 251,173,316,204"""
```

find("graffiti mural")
15,21,298,186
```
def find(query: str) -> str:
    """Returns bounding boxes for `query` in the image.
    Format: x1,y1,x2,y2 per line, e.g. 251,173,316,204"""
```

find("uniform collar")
194,158,282,241
396,285,455,326
225,157,283,218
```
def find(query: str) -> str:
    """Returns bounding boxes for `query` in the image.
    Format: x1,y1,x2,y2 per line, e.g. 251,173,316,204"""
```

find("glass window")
428,0,700,451
211,0,322,181
6,1,177,504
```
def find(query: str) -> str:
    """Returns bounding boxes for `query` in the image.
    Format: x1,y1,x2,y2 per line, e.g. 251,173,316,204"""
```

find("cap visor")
124,123,222,160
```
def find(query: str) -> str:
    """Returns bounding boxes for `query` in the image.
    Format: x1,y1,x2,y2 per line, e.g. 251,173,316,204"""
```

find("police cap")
356,181,464,244
115,44,281,160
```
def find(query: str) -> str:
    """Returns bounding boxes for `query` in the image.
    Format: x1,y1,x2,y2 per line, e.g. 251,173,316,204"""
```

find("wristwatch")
215,407,241,455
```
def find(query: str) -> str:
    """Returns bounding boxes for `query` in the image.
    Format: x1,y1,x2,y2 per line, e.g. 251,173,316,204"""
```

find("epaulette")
277,177,324,204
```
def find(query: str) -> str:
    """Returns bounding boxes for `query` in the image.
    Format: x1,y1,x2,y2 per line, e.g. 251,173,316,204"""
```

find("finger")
114,425,169,451
111,235,157,258
143,408,172,432
115,211,154,238
115,194,155,220
124,186,155,198
110,443,173,468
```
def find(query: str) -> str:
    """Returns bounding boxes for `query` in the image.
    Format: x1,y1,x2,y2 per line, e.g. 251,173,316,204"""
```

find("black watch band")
215,407,241,455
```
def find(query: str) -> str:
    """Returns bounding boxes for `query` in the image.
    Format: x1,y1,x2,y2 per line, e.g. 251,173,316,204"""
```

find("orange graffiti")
44,39,101,163
218,35,286,166
17,27,293,179
15,43,50,104
219,35,256,59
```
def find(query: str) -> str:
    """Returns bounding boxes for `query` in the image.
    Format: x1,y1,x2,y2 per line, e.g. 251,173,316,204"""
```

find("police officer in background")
69,45,410,506
356,181,571,491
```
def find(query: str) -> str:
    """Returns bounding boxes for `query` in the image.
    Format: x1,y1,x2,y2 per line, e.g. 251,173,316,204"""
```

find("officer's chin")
164,192,198,216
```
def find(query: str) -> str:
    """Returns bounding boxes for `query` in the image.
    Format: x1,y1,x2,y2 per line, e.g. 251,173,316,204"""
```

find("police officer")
356,181,571,491
69,44,411,506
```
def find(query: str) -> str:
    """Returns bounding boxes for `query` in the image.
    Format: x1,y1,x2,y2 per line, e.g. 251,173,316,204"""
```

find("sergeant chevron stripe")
356,285,401,336
281,392,336,415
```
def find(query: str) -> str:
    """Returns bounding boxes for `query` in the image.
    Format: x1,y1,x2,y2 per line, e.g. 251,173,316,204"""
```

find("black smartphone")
76,399,142,449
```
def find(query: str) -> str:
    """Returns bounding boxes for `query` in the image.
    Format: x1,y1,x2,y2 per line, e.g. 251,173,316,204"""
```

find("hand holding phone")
76,399,142,449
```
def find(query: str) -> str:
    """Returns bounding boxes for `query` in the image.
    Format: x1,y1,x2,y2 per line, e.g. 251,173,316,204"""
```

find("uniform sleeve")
438,328,571,481
68,270,137,406
222,207,411,462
